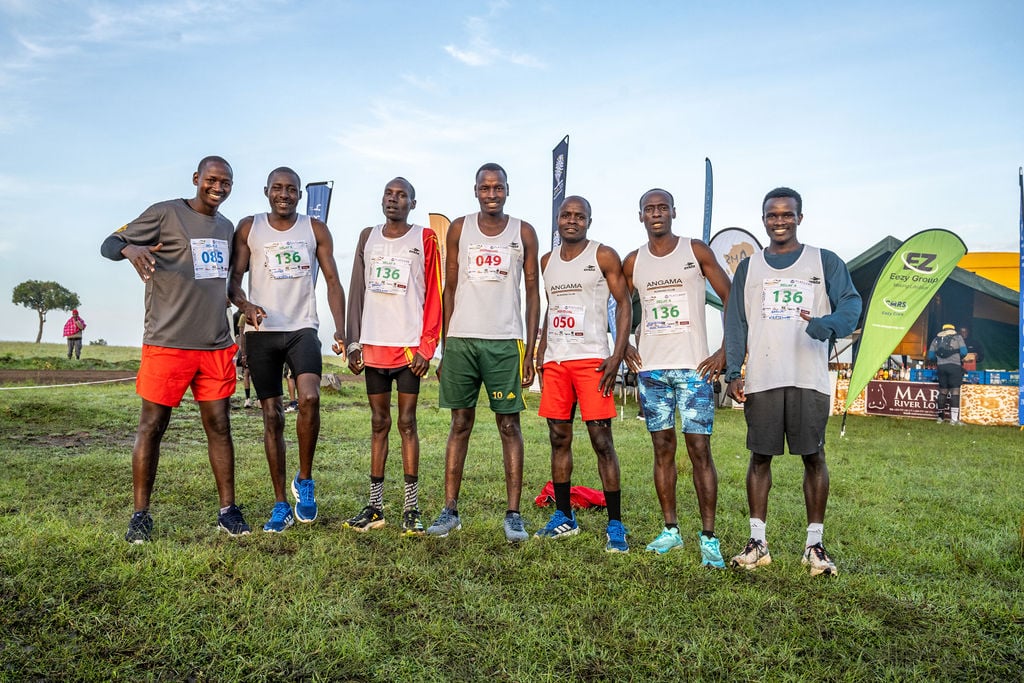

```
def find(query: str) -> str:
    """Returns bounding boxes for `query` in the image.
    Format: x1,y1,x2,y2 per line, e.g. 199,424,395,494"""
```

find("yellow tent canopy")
957,252,1019,292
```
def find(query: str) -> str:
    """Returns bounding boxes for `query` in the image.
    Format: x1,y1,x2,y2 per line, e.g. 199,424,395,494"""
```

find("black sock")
553,481,572,516
666,523,679,530
604,489,621,522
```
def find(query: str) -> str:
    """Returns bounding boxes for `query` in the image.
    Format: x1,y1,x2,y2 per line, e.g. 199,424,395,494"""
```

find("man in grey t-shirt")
100,156,250,543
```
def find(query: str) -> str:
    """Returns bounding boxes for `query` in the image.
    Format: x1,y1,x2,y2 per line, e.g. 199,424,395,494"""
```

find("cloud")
333,101,501,166
443,5,544,68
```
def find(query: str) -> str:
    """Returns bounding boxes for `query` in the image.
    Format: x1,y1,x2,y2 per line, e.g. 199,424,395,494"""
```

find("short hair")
639,188,674,210
267,166,301,187
762,187,802,215
390,176,416,200
475,162,508,184
560,195,592,218
197,156,232,176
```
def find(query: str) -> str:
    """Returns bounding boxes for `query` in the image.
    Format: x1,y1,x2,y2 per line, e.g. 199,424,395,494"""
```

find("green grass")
0,342,1022,681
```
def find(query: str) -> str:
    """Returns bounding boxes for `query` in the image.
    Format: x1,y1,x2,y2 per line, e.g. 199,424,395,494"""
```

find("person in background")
927,323,967,425
63,309,86,360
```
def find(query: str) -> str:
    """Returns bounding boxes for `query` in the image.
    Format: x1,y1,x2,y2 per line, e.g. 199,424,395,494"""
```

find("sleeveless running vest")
447,213,524,340
542,240,610,362
359,224,428,347
634,238,709,370
247,213,319,331
743,245,831,394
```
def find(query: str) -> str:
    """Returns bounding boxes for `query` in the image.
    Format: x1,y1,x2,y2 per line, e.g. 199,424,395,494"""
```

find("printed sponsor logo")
901,251,937,273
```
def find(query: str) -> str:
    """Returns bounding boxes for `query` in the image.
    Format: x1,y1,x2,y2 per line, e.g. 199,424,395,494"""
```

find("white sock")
750,518,766,543
806,523,823,547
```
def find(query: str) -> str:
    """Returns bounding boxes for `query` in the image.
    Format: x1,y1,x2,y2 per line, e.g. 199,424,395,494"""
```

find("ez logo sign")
901,252,936,274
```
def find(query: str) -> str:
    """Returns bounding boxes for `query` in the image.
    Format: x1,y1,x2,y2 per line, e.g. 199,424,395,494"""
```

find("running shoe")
217,504,251,537
243,398,252,409
605,520,629,553
262,501,294,533
402,508,425,536
426,507,462,537
645,527,684,554
125,510,153,544
284,400,299,414
699,533,725,569
290,473,318,522
503,512,529,544
802,542,838,577
730,538,772,570
343,505,386,532
534,509,579,539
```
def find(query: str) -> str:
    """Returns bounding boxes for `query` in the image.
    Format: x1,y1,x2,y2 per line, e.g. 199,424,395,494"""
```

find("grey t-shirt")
103,199,234,350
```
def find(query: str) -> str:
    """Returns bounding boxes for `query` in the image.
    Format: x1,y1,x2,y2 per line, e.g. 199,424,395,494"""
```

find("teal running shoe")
645,527,684,554
699,533,725,568
426,507,462,537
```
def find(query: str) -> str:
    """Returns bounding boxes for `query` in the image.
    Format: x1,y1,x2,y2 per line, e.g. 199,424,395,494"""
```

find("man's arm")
410,227,443,377
226,217,266,328
312,218,346,353
806,249,862,342
519,221,541,388
724,257,750,401
535,251,552,372
694,239,731,381
440,218,464,344
345,226,372,372
599,244,632,396
100,207,165,282
621,249,642,374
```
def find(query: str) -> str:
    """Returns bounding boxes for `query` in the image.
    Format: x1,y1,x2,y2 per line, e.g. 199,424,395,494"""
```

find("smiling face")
264,169,301,220
557,196,591,244
381,177,416,223
192,160,233,215
762,196,802,250
474,168,508,217
639,190,675,238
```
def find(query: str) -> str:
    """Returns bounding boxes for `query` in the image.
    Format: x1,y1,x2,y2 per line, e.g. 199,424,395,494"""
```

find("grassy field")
0,341,1021,681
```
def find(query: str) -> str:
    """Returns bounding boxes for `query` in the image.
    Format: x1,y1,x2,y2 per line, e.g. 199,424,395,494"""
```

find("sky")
1,0,1022,347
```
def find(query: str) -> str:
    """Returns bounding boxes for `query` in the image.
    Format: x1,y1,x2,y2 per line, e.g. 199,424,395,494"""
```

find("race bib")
547,304,586,344
466,244,511,281
264,241,312,279
761,278,814,320
368,255,412,295
643,291,689,335
190,238,229,280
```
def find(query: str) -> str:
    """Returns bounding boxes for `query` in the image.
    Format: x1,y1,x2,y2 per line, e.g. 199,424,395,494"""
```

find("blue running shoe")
503,511,529,544
605,520,629,553
534,509,579,539
699,533,725,568
645,527,684,554
426,507,462,537
291,473,317,523
263,502,294,533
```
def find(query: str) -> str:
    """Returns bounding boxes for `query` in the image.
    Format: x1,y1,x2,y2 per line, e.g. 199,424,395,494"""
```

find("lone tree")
12,280,81,343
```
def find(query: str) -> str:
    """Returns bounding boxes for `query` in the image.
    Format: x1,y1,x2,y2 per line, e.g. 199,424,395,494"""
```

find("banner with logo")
550,135,569,249
429,213,452,288
305,181,334,222
702,158,713,244
708,227,762,281
1017,167,1023,426
844,229,968,412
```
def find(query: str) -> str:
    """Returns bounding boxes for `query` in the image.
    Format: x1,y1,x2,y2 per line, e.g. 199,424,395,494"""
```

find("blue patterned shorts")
638,368,715,434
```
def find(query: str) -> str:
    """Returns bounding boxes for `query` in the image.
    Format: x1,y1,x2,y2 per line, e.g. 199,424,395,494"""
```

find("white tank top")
359,224,427,347
743,245,831,394
247,213,319,331
634,238,709,370
542,240,610,362
447,213,525,340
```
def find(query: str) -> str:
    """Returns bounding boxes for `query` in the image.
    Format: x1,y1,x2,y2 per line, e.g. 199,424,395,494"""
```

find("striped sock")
369,476,384,510
403,474,418,511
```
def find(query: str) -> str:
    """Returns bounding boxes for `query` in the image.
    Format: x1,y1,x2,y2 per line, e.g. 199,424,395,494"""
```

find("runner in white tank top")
428,163,541,543
622,188,732,566
534,196,634,551
228,166,347,534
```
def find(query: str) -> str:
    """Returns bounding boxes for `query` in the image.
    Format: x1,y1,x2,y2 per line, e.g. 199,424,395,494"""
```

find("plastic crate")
964,370,985,384
909,369,937,382
985,370,1019,385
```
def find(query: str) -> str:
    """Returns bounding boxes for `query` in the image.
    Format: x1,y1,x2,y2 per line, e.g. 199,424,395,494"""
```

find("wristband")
346,342,363,356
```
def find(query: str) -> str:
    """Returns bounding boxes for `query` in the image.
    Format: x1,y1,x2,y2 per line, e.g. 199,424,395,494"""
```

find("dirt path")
0,370,137,386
